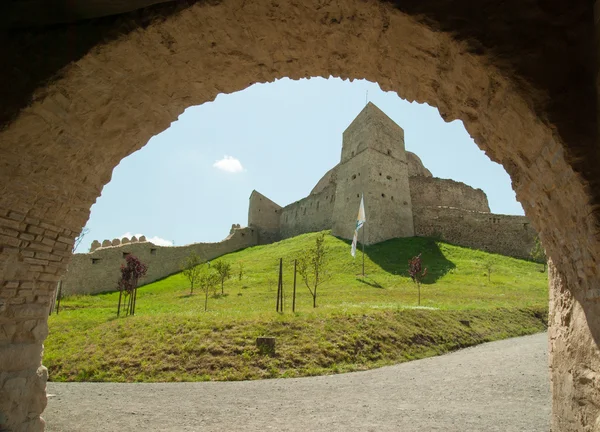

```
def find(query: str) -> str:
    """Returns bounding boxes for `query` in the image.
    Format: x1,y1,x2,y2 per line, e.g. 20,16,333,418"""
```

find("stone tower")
331,102,415,244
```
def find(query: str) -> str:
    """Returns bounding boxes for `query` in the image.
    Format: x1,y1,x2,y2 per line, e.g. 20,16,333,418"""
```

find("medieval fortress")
62,103,536,295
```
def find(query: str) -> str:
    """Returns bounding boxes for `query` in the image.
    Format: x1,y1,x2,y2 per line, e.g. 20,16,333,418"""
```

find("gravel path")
44,333,550,431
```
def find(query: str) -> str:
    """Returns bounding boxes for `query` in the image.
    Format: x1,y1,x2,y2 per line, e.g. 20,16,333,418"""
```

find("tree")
238,262,245,281
199,270,219,311
117,254,148,317
213,260,232,295
408,254,428,306
180,252,204,294
530,236,547,272
484,258,494,282
297,232,330,308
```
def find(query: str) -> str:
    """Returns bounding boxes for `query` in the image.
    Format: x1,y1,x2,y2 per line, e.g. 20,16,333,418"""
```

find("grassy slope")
46,233,548,382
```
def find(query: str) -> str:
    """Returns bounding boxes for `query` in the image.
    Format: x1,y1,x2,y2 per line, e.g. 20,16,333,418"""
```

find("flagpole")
362,219,365,277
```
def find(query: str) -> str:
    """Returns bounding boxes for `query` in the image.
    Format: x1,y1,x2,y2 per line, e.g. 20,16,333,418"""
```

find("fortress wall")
409,176,491,213
61,227,258,296
413,206,536,259
248,191,282,244
280,185,336,239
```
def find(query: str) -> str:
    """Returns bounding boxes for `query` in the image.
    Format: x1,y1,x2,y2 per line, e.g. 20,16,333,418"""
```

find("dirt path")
44,332,550,431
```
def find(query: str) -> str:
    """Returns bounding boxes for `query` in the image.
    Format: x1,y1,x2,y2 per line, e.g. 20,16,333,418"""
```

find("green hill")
46,232,548,382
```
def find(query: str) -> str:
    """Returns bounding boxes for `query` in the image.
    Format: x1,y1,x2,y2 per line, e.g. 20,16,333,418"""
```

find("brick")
39,222,61,232
0,227,19,237
24,257,49,266
47,254,63,262
39,273,60,282
54,242,70,251
21,250,34,258
41,237,56,247
4,281,19,289
0,247,19,256
26,225,44,235
8,297,25,305
19,282,34,289
57,236,74,244
29,266,44,272
34,251,51,260
0,289,16,298
44,230,58,240
52,249,71,258
0,234,21,248
28,243,52,253
18,233,35,241
24,217,40,225
7,211,25,221
0,220,21,233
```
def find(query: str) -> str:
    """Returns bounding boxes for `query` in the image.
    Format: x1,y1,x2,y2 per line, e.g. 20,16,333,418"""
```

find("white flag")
351,194,366,257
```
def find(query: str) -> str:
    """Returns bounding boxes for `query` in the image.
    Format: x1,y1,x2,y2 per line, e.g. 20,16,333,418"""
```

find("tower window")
122,252,130,258
387,150,391,155
381,193,386,198
387,175,392,180
351,174,356,180
150,248,157,255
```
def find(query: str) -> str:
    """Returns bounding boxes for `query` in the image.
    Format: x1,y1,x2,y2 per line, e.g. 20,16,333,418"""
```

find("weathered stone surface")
0,0,598,430
61,228,257,295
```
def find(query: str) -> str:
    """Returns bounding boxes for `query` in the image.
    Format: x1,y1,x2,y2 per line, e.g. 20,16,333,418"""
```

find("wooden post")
276,259,281,312
117,287,123,317
55,280,62,315
256,337,276,356
292,259,297,313
276,258,283,313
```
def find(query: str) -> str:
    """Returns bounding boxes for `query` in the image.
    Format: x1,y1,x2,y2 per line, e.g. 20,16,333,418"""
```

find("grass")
45,232,548,382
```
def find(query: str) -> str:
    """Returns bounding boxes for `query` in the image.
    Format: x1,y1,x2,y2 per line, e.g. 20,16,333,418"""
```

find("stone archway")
0,0,598,430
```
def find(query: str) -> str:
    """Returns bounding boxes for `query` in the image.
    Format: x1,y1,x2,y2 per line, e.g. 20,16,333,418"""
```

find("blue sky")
77,77,522,253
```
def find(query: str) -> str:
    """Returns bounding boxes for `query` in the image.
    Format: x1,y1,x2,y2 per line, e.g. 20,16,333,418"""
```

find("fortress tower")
331,102,414,244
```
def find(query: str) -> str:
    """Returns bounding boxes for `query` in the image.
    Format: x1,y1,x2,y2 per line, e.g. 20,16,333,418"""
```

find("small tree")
484,259,494,282
199,269,219,311
408,254,427,306
180,252,203,294
238,262,245,281
213,260,232,295
117,254,148,317
530,236,547,272
297,232,330,308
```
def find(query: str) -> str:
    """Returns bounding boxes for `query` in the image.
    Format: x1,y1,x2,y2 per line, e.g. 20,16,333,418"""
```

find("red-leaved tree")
117,254,148,317
408,254,428,306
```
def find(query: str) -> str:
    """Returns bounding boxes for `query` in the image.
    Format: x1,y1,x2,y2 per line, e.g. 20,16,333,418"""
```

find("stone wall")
280,185,336,239
409,176,491,213
248,190,282,244
413,206,536,259
61,227,258,296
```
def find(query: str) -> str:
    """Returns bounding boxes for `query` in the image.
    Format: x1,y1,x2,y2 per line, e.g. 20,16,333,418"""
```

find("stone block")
0,217,21,230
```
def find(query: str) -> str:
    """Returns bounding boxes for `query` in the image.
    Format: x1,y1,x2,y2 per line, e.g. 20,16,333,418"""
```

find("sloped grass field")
46,233,548,382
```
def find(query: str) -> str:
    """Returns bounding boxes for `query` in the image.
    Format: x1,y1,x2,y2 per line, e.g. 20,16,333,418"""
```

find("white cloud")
119,232,173,247
213,155,245,173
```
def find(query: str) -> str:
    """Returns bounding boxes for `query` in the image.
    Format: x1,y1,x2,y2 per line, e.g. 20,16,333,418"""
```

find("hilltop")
45,232,548,382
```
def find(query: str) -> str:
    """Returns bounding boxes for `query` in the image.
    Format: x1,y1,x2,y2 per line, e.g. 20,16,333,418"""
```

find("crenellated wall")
409,176,490,213
413,206,536,259
61,227,258,295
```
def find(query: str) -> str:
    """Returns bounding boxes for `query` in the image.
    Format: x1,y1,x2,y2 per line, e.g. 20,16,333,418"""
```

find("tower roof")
341,102,405,162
